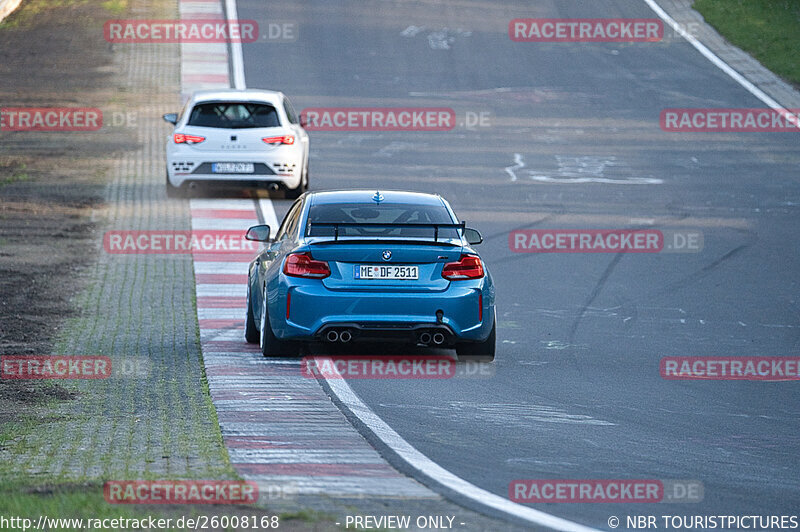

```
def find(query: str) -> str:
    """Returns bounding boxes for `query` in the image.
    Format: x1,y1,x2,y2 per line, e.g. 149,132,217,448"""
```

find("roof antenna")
372,191,384,203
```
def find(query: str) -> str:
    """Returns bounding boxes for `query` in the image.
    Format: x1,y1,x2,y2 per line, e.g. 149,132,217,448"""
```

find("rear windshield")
307,202,459,239
187,102,281,129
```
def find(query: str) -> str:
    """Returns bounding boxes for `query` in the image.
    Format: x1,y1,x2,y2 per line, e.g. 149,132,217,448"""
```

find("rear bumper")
166,146,303,188
273,282,494,343
317,322,457,345
169,175,300,191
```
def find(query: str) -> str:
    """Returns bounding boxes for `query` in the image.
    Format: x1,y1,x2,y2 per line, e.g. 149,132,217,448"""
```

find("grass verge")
693,0,800,86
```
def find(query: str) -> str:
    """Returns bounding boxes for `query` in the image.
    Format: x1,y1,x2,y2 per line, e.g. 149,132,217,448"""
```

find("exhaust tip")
419,332,432,344
340,330,352,343
326,330,339,342
268,183,279,191
432,333,445,345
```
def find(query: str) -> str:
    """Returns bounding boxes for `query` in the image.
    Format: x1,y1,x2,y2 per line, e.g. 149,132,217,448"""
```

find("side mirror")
245,225,272,242
464,227,483,245
162,113,178,125
299,114,308,127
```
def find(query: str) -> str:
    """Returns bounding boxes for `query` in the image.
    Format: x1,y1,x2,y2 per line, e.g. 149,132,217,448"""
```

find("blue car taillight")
284,252,331,279
442,254,484,280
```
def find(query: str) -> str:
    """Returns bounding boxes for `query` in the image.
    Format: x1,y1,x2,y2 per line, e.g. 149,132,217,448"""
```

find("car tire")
456,321,496,362
259,287,299,357
166,172,183,198
285,161,308,199
244,282,259,344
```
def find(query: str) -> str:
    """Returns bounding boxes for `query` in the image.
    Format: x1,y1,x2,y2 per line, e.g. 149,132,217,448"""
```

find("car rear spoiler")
306,221,466,242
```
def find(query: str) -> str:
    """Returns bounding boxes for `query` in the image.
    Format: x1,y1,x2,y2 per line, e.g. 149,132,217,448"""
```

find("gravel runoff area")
0,0,234,482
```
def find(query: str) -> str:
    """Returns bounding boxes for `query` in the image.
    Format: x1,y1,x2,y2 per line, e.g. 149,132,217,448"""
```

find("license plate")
212,162,254,174
355,265,419,280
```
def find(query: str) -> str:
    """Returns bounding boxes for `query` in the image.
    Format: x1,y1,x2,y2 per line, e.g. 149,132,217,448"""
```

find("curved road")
237,0,800,528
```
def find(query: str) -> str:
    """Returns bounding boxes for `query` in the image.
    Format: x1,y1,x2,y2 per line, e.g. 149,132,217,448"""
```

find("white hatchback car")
163,89,309,198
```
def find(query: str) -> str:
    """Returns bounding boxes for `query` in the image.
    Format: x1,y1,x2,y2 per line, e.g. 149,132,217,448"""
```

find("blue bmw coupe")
244,190,496,360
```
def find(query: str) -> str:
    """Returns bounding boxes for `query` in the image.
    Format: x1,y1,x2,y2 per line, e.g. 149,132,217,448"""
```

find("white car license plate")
212,162,254,174
355,265,419,280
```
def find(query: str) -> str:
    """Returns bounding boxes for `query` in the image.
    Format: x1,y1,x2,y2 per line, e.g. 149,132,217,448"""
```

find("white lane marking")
190,218,260,230
374,141,420,158
195,262,249,274
257,197,281,238
530,175,663,185
224,0,246,89
190,198,258,210
400,25,425,37
541,340,589,351
249,476,436,497
555,155,616,177
201,329,244,341
527,155,663,185
197,308,243,319
410,87,514,98
320,365,599,531
196,284,244,297
228,448,386,464
427,30,454,50
181,61,229,75
504,153,525,181
642,0,800,130
400,26,470,49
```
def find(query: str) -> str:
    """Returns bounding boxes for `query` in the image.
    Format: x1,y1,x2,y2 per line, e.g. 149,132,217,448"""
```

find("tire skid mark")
567,253,625,344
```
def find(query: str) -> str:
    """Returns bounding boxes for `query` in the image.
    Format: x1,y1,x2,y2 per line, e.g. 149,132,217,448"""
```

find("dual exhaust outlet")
326,329,353,343
419,331,446,345
323,328,447,345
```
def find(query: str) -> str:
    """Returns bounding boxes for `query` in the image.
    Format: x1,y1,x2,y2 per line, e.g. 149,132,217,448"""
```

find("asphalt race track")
228,0,800,529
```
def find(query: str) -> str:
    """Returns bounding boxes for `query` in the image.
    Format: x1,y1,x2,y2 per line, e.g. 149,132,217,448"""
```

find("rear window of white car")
187,102,281,129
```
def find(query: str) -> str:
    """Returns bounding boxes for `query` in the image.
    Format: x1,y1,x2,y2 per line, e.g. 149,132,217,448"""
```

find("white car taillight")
173,133,205,144
262,135,295,145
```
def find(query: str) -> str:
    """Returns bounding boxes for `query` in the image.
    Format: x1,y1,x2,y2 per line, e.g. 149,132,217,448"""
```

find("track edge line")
642,0,800,130
316,370,600,532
